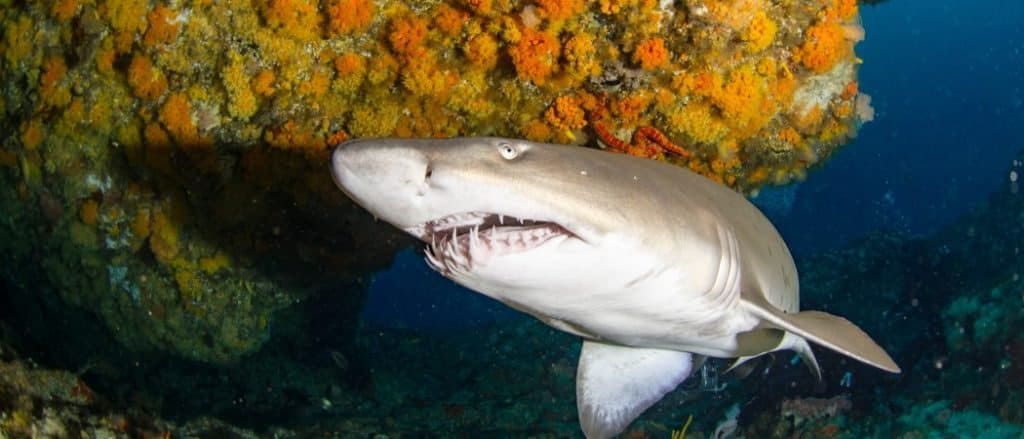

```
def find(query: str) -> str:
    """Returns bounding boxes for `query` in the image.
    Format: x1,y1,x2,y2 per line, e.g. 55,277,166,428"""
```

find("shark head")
331,137,659,307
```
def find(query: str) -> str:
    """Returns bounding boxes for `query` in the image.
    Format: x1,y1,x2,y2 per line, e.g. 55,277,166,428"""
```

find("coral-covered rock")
0,0,870,362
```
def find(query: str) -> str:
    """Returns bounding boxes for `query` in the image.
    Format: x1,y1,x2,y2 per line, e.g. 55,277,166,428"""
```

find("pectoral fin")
576,341,694,439
741,292,901,373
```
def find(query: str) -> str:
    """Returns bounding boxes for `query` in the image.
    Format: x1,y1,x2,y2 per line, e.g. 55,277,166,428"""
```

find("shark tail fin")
741,294,901,374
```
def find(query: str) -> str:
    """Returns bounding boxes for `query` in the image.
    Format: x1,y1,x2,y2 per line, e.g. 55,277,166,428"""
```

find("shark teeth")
423,212,568,275
425,212,489,235
425,212,546,236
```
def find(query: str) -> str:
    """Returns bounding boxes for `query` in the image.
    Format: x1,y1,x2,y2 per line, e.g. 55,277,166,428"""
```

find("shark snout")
330,139,434,229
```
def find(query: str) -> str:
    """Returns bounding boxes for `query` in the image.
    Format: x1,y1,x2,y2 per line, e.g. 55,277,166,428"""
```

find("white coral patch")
791,61,855,118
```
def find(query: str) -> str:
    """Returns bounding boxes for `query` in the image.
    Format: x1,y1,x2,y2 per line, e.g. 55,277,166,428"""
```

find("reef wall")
0,0,870,362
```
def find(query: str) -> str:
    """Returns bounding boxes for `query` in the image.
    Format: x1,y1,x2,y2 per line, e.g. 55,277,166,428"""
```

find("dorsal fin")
741,292,901,373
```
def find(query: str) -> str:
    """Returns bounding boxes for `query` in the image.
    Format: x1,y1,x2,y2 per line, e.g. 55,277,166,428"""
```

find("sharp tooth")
519,217,524,224
424,248,442,270
498,214,504,224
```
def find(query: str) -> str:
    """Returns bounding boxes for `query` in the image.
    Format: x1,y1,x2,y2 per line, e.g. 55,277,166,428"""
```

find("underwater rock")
1,0,868,363
0,341,173,438
0,0,868,364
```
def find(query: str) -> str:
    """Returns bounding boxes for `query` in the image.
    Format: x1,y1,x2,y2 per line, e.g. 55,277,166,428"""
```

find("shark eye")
498,142,519,160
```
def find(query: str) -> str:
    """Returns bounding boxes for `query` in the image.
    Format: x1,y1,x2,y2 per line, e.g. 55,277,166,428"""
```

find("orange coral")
334,53,366,91
327,0,374,36
819,119,848,143
522,119,553,142
402,58,459,98
464,0,493,16
102,0,148,36
260,0,322,41
794,105,825,133
778,127,802,148
535,0,586,21
545,95,587,131
20,119,45,150
668,103,727,145
746,166,768,184
298,70,331,97
832,100,854,119
149,208,180,265
327,130,349,146
334,54,365,76
367,50,400,85
127,54,168,100
40,55,70,108
710,156,739,175
389,17,430,56
435,5,470,36
675,70,724,97
612,94,650,124
159,92,200,146
830,0,858,21
712,64,771,135
771,72,799,106
464,34,499,71
394,100,456,137
795,21,848,73
632,38,669,70
563,33,599,82
743,10,777,53
841,80,858,100
222,54,258,119
51,0,79,22
706,0,760,30
509,28,560,85
598,0,636,15
112,31,134,53
95,40,116,74
64,98,86,124
143,5,180,46
143,122,170,146
265,120,329,159
251,70,276,97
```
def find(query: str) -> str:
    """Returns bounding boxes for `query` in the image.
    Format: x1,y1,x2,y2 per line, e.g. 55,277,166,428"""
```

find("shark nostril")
425,165,433,180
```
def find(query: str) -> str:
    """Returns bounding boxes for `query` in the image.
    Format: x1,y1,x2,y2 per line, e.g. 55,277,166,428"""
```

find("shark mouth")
414,212,573,274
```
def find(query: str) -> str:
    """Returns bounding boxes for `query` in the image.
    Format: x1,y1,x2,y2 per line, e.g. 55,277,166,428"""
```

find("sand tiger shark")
330,137,899,438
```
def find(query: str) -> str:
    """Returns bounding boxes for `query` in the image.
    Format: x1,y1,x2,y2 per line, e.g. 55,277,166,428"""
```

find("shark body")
330,137,899,438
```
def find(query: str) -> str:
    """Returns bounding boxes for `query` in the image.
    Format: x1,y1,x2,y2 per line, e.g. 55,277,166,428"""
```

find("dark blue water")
363,0,1024,331
777,0,1024,254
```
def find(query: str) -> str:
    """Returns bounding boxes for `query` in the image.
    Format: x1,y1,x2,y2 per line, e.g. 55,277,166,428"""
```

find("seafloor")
1,153,1022,438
